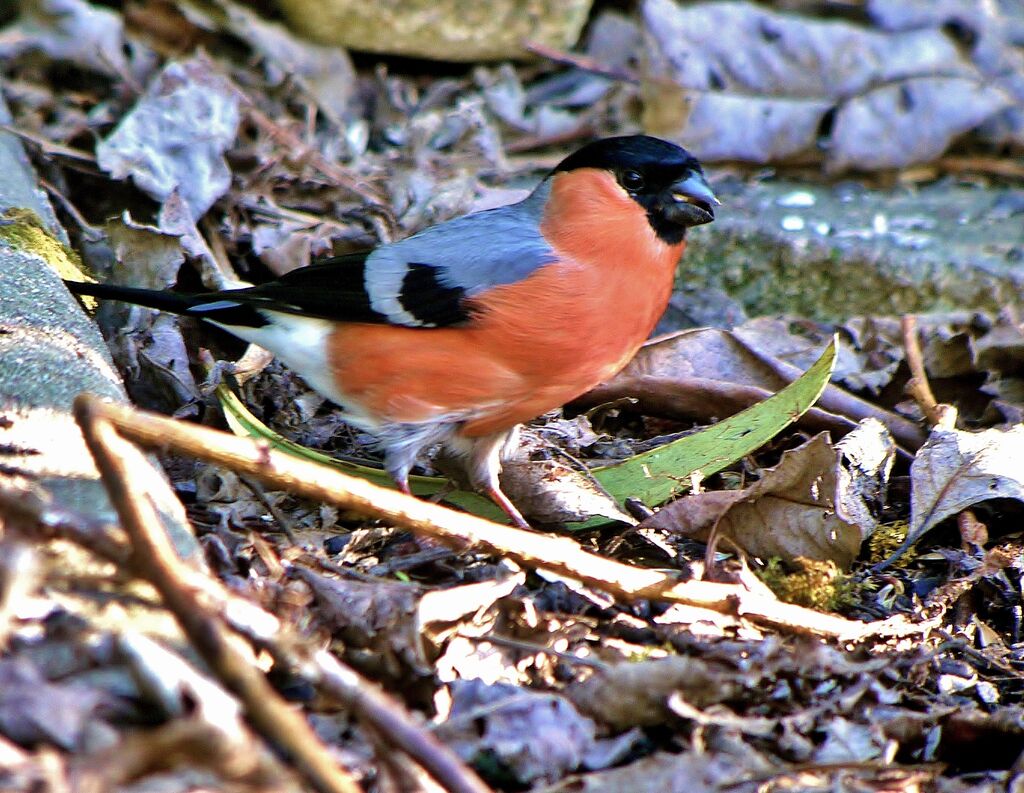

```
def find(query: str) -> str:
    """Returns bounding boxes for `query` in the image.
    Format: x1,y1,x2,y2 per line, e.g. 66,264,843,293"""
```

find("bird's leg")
462,428,531,529
485,484,531,530
385,452,414,496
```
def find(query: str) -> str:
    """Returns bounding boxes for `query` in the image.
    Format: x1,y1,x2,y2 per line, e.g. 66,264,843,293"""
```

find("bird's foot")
486,485,531,530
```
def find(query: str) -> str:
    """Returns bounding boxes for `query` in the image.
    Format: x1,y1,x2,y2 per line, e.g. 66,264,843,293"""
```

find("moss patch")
0,207,89,282
757,556,862,612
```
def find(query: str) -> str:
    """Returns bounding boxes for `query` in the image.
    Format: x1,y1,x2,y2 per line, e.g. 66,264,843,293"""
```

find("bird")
66,135,718,529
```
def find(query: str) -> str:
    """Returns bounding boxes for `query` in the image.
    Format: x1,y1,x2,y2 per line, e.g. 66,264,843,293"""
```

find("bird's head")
551,135,718,245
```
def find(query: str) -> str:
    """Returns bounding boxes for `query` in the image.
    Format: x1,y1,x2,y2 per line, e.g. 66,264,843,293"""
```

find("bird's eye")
620,170,645,191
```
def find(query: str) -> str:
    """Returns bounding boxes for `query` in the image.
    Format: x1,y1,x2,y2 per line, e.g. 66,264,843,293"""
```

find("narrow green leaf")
591,334,838,506
216,336,837,524
216,385,505,520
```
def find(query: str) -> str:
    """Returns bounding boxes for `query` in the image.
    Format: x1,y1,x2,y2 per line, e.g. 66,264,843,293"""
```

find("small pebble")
937,674,976,695
976,680,1000,704
872,213,889,234
781,215,805,231
777,190,816,208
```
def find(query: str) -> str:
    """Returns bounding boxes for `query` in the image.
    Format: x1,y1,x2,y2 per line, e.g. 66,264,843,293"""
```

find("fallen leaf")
199,0,358,125
499,458,636,525
295,568,430,676
558,749,772,793
587,335,839,515
96,54,241,219
90,214,197,413
906,424,1024,547
0,657,103,749
813,717,886,763
640,0,1013,169
567,656,740,730
0,0,129,76
867,0,1024,148
644,420,895,568
441,679,633,784
828,76,1011,172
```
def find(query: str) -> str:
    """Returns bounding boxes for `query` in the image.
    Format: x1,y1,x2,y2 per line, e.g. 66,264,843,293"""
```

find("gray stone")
0,92,200,562
277,0,592,62
679,178,1024,323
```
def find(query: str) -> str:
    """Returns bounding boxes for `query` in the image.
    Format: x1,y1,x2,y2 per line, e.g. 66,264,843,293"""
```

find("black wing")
65,251,471,329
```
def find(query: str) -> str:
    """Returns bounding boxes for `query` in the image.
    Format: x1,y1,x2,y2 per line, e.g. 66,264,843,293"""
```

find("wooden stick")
75,394,916,642
75,400,363,793
61,404,491,793
901,315,945,427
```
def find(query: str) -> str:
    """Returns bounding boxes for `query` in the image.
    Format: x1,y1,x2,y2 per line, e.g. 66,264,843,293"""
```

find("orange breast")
327,169,685,436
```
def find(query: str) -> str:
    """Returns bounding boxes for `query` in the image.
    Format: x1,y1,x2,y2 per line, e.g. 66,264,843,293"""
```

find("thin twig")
522,41,638,83
39,404,490,793
244,105,389,210
306,649,492,793
75,395,922,642
901,315,944,427
237,472,300,545
0,124,97,161
75,400,363,793
939,156,1024,180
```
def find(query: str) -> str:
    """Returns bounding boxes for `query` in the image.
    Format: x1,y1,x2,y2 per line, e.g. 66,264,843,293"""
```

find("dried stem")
75,399,363,793
901,315,946,428
75,394,922,642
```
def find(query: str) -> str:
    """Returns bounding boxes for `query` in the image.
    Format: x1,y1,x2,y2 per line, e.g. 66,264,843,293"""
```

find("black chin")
645,200,714,245
662,201,715,227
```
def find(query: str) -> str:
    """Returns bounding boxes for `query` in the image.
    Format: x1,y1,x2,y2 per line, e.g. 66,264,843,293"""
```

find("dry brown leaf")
907,424,1024,547
566,656,740,730
441,679,636,785
640,0,1015,169
97,55,241,219
295,568,430,676
643,420,893,568
0,0,129,76
0,657,104,750
537,748,771,793
500,458,635,525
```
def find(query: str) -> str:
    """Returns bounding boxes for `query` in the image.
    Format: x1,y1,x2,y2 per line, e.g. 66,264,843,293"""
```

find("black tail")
64,280,269,327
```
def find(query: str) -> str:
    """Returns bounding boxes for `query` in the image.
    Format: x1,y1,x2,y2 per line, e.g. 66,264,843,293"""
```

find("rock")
276,0,592,61
678,178,1024,324
0,91,200,563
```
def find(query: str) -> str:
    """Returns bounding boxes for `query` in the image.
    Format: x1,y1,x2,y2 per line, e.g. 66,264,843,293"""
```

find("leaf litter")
2,0,1024,791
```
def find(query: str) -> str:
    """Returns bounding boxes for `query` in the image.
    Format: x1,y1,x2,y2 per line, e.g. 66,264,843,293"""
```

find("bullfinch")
66,135,718,528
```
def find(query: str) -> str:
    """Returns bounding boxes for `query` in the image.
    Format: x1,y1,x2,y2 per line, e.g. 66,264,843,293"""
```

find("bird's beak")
662,171,719,227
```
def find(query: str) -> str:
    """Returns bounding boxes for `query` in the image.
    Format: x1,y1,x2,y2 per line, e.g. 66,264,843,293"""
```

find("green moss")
867,521,916,567
0,207,88,282
756,556,861,612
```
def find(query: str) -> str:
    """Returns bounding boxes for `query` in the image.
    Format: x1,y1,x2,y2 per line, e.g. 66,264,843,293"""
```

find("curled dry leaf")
294,568,430,676
500,458,636,525
96,55,241,219
566,656,741,730
906,424,1024,548
0,0,129,76
643,420,895,569
442,678,637,784
641,0,1014,169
